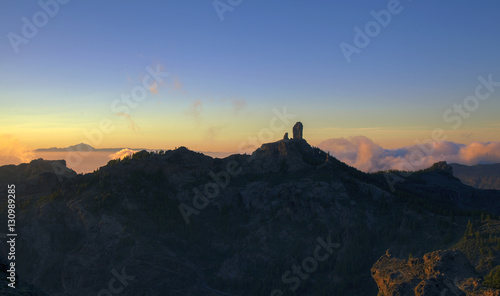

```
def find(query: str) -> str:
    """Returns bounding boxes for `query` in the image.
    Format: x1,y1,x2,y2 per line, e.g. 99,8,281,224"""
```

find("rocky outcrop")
371,249,500,296
293,122,303,139
429,161,454,176
251,135,327,172
0,159,76,194
248,122,329,172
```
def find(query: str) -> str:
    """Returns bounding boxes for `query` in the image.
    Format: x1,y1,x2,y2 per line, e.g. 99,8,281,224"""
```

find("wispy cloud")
461,132,474,140
205,126,222,141
318,136,500,172
149,83,159,94
238,143,256,153
186,99,203,123
171,76,186,93
115,112,140,132
232,98,246,113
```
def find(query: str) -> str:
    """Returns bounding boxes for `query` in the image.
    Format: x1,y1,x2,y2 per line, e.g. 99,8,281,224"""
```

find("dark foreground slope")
0,139,499,295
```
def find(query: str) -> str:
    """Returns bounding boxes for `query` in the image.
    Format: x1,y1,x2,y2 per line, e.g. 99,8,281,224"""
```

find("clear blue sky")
1,0,499,151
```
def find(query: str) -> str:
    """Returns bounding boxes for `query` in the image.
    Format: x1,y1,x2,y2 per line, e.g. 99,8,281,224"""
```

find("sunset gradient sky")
1,0,499,169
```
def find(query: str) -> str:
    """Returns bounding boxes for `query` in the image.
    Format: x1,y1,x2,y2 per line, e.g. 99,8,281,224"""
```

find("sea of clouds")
318,136,500,173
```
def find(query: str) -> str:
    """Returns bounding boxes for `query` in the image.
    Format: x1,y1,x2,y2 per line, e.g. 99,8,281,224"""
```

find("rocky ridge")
0,123,499,295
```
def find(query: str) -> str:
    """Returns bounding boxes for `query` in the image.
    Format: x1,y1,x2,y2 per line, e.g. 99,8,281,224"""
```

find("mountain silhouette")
1,125,500,295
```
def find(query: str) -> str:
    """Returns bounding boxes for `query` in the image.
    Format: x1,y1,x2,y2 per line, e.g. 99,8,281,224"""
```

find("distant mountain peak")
65,143,95,152
33,142,95,152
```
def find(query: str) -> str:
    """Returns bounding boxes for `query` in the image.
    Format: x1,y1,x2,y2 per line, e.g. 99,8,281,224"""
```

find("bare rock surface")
372,249,499,296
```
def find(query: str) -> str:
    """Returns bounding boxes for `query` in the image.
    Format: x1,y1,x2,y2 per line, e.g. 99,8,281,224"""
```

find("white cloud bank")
109,149,140,160
318,136,500,173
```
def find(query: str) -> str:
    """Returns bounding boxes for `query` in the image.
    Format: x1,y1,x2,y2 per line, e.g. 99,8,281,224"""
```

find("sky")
1,0,500,171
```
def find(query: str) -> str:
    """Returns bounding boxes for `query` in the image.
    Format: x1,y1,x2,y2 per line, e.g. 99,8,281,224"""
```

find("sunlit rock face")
293,122,303,139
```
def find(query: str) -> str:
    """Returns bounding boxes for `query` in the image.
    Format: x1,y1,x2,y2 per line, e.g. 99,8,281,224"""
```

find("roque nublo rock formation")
293,121,303,139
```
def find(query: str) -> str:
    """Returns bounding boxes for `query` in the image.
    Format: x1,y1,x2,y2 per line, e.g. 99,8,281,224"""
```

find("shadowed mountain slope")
0,136,499,295
451,163,500,190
